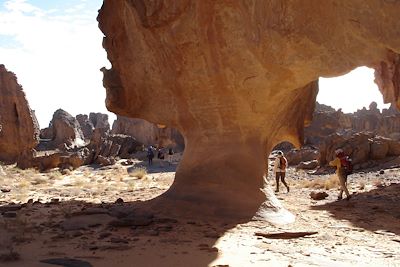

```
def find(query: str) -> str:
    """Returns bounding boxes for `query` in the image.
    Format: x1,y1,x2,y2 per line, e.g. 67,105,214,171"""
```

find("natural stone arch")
98,0,400,221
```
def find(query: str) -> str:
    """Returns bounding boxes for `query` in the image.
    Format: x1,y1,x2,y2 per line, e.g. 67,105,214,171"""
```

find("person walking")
274,151,289,193
147,145,154,166
329,149,351,200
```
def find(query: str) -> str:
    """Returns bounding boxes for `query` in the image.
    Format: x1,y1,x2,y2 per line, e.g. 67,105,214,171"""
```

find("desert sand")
0,156,399,267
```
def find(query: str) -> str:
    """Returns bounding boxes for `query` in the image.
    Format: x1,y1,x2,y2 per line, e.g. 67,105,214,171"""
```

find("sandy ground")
0,158,399,267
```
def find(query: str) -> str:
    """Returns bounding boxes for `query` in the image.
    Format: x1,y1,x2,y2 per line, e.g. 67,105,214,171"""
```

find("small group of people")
272,149,352,200
147,145,174,166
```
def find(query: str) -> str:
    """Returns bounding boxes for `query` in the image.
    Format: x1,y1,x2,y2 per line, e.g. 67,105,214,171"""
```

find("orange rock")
0,65,40,164
98,1,400,221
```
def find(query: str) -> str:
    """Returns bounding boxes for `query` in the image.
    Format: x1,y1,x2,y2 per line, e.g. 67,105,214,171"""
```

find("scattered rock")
309,191,329,200
61,214,114,231
109,216,153,228
255,231,318,239
0,187,11,193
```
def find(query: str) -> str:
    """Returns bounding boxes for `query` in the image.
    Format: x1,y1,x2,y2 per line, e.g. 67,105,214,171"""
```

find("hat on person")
335,148,344,155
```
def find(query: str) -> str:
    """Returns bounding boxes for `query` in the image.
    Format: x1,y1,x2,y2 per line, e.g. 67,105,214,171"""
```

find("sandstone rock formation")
76,114,95,140
112,116,184,149
48,109,85,149
89,112,110,136
288,102,400,170
98,0,400,220
0,65,40,164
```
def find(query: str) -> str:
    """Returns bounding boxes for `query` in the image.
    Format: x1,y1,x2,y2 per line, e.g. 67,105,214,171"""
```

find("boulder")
0,65,40,163
111,116,184,149
98,0,400,220
369,137,389,159
89,112,110,136
297,160,319,170
285,147,319,166
21,150,87,172
76,114,95,140
96,155,116,166
310,191,329,201
107,134,142,158
49,109,85,149
40,127,53,140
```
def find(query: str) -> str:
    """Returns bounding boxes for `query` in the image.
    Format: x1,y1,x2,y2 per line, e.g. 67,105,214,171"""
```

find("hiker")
274,151,289,193
157,147,165,160
329,149,351,200
167,147,174,165
147,146,155,166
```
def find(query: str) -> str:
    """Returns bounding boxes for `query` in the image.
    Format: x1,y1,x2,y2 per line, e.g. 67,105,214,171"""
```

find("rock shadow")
311,183,400,235
0,198,243,267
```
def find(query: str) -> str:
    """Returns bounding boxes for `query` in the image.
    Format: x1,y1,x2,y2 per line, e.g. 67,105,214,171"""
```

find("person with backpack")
329,148,352,200
147,145,155,166
274,151,289,193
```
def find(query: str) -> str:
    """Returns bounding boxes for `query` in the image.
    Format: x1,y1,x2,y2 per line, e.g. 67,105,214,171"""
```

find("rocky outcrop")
49,109,85,149
111,116,184,149
98,0,400,220
89,112,110,136
76,114,95,140
0,65,40,164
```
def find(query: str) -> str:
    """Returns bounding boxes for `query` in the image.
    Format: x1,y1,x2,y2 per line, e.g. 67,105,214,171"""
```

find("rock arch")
98,0,400,221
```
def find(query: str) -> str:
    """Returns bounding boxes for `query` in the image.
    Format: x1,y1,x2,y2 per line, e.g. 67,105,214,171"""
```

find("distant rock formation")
98,0,400,220
89,112,110,136
76,114,95,140
286,102,400,170
31,110,142,171
0,64,40,164
48,109,86,149
111,116,184,149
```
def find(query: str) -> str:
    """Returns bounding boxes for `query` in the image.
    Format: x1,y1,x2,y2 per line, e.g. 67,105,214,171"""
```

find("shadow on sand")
0,195,247,267
311,183,400,235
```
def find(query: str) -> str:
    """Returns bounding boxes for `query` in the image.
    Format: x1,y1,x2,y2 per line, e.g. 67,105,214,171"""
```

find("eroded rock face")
89,112,110,136
76,114,95,140
0,65,40,163
111,116,184,149
98,0,400,220
50,109,85,149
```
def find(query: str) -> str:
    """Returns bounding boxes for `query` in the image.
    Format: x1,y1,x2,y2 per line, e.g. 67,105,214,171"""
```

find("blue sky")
0,0,389,127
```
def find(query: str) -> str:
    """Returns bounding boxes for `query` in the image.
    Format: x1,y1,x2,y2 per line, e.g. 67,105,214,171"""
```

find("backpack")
279,157,287,170
340,156,353,175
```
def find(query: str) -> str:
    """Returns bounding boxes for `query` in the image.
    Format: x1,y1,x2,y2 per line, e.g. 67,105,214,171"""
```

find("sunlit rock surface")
0,65,39,164
98,0,400,220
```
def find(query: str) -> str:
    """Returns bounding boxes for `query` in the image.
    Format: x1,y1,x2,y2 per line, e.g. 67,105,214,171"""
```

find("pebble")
0,187,11,193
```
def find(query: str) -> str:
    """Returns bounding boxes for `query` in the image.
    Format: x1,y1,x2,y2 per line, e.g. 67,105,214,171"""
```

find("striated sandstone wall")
98,0,400,220
0,65,40,164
